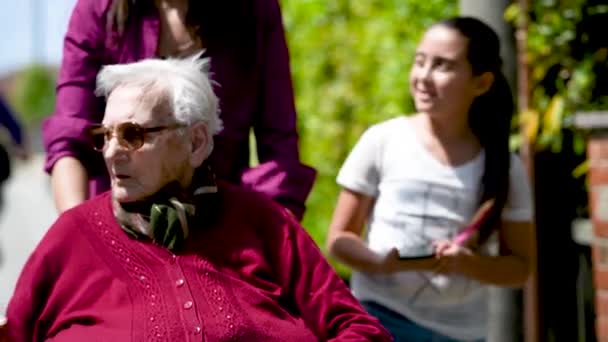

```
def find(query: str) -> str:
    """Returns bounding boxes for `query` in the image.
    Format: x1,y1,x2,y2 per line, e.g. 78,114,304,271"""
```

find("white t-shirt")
337,116,533,341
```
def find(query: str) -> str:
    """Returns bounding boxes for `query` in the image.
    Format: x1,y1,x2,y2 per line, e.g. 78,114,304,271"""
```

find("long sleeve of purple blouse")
41,0,109,195
240,0,316,220
42,0,316,219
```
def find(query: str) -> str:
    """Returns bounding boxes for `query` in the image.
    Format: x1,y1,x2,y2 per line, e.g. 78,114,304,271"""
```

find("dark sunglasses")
89,121,187,151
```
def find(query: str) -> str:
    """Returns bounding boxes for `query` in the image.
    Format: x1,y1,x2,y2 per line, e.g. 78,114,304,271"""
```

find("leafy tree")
504,1,608,220
507,1,608,156
10,65,56,125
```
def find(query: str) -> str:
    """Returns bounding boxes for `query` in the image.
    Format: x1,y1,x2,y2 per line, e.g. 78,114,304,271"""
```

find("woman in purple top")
43,0,316,219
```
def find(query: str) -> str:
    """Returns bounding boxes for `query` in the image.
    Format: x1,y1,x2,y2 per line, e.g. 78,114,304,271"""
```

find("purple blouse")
42,0,316,219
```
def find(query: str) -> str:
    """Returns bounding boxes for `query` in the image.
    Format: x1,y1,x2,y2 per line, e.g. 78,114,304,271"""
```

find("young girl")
326,17,534,342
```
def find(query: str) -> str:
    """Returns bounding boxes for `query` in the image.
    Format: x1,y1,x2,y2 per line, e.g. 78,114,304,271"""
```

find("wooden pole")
514,0,541,341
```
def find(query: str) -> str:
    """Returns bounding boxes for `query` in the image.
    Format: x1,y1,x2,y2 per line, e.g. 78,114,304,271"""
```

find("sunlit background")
0,0,75,74
1,1,607,341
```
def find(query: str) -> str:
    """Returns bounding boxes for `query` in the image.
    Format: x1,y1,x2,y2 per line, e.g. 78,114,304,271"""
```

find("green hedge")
10,65,56,125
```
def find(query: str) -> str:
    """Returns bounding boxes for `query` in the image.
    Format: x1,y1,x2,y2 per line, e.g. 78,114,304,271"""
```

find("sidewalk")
0,154,57,314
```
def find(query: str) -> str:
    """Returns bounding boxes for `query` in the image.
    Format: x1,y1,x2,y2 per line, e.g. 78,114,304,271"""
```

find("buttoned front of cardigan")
7,182,392,341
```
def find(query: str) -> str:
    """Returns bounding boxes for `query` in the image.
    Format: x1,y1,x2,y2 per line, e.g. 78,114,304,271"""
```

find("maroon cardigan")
7,182,392,342
42,0,316,219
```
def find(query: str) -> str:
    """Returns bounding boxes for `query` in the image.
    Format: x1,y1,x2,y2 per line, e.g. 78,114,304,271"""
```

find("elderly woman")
2,58,392,341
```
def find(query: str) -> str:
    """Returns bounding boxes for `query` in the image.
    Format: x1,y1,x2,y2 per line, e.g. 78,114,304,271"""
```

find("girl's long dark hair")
106,0,256,67
437,17,514,244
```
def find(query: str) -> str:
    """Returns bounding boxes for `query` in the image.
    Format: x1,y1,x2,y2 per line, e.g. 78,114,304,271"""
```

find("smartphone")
398,253,435,261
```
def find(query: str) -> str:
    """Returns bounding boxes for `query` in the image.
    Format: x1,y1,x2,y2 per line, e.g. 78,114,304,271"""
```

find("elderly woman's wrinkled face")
102,85,193,203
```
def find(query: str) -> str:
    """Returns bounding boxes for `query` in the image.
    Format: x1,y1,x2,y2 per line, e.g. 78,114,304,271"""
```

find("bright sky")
0,0,76,76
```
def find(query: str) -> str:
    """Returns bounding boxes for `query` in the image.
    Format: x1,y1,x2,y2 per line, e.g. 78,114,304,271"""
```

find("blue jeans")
362,301,485,342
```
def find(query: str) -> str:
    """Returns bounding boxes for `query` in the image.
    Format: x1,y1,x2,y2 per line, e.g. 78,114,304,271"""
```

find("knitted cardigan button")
183,301,193,309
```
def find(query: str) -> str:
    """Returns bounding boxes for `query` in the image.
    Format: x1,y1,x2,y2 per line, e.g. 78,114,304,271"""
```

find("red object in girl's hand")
453,199,495,246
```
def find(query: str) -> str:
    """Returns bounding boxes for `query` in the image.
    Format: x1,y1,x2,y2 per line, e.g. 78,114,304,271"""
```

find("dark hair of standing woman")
106,0,256,67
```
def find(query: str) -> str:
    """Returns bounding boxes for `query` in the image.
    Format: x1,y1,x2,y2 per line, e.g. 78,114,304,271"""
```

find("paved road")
0,155,57,314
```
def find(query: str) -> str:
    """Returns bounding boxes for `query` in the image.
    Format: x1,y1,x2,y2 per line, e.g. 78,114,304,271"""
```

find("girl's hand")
378,248,403,273
432,239,474,274
379,248,440,273
433,239,473,257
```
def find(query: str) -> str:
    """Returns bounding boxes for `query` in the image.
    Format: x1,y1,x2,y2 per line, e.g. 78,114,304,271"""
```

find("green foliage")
10,65,56,125
506,1,608,155
281,0,457,277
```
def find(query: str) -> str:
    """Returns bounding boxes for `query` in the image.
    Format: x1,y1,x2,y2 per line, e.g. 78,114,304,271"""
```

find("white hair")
96,54,223,156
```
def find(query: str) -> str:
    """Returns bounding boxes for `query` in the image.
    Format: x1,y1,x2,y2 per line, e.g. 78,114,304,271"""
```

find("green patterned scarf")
113,164,219,251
